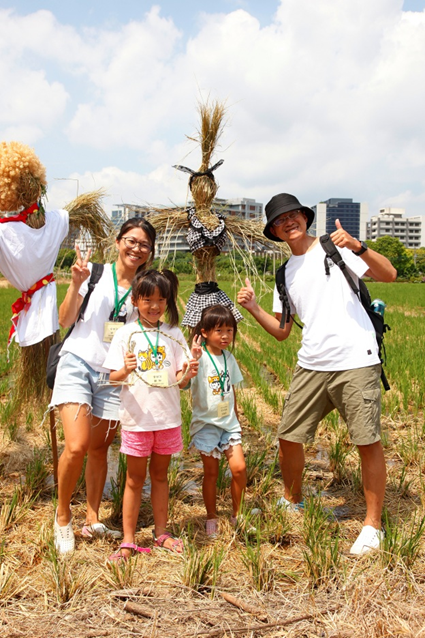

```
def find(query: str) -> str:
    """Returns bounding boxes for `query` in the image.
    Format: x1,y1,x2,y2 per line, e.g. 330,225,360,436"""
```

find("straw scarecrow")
0,141,113,410
145,101,289,325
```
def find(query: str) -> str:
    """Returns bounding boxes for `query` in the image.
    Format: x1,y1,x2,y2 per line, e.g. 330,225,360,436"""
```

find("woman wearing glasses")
51,217,156,553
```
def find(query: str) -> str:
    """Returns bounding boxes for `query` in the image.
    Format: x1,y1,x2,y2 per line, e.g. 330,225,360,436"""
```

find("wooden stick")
186,606,341,637
124,602,157,619
49,397,58,485
219,592,267,621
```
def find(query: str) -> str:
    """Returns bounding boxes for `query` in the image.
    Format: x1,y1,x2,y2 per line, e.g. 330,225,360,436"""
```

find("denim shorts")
190,423,242,459
50,352,121,421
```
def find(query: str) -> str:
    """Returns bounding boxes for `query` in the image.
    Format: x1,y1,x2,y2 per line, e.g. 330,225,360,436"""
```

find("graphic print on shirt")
137,345,170,371
208,370,231,395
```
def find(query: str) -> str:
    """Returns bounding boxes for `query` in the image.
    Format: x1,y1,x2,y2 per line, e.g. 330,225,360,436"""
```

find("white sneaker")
81,523,122,540
276,496,304,513
54,509,75,554
350,525,384,556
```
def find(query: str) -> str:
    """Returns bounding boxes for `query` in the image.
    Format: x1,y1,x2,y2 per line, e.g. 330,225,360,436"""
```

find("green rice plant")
328,438,352,484
345,456,363,494
302,495,340,587
239,530,275,592
25,411,34,432
380,509,425,570
45,538,98,604
0,486,36,532
0,397,20,439
180,390,192,450
253,450,279,498
182,540,225,595
397,424,424,466
110,453,127,521
105,554,139,589
23,448,49,499
239,392,261,432
389,463,412,498
245,448,268,486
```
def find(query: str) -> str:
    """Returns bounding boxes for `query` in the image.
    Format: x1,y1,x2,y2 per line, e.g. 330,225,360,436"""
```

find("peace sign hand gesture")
191,334,203,361
71,244,92,287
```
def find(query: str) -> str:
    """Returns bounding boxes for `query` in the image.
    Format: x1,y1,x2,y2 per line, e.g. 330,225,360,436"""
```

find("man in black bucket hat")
238,193,396,556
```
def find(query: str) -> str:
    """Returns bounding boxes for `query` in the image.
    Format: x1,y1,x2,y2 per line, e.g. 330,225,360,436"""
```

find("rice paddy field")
0,275,424,637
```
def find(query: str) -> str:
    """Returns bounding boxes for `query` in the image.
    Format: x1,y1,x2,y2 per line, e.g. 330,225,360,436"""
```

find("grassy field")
0,277,424,637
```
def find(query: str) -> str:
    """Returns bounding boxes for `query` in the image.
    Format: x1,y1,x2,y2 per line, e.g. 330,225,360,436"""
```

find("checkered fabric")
182,288,244,327
186,208,227,253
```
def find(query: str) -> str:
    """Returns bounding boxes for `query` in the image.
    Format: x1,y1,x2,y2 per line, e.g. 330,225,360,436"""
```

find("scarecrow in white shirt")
0,141,112,406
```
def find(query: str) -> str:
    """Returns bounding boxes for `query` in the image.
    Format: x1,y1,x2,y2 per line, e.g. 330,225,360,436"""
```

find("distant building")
367,208,424,249
111,198,265,258
310,198,368,240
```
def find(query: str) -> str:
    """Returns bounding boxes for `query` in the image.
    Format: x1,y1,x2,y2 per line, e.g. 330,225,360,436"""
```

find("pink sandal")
152,531,184,554
109,542,151,563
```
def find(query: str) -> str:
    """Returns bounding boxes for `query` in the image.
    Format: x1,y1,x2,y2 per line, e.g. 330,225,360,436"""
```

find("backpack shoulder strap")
319,234,360,296
78,262,105,321
275,260,303,329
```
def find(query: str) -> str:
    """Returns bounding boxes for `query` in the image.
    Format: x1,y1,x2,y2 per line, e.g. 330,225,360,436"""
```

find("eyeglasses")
121,236,152,253
272,210,302,228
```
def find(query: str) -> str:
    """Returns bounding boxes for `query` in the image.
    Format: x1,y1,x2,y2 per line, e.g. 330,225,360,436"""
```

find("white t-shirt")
0,209,69,346
272,241,380,371
61,262,138,372
190,349,243,436
103,322,190,432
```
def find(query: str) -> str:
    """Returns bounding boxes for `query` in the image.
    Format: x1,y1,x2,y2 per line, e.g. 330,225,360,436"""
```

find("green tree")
55,248,76,270
410,247,425,276
366,236,416,278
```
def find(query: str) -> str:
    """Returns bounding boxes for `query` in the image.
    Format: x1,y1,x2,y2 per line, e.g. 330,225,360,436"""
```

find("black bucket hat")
263,193,315,242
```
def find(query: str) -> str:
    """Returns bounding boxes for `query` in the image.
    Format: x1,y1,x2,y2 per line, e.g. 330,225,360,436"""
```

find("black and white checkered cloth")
187,208,227,253
182,282,243,327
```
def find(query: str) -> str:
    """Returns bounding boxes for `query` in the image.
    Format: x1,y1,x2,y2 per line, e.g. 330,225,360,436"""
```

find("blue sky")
1,0,425,220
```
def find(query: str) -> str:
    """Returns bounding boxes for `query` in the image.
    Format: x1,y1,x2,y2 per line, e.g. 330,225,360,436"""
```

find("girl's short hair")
131,269,179,326
192,304,238,348
117,217,156,268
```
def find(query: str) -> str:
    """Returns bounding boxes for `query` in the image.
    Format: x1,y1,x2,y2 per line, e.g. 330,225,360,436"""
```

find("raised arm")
331,220,397,283
58,246,92,328
237,278,293,341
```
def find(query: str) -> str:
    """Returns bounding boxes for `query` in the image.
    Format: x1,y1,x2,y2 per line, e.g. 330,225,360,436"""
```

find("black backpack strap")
77,262,104,321
275,261,303,330
319,235,391,391
319,234,360,298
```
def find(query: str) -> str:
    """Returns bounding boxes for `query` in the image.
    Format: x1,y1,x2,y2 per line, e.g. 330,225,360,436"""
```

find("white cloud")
1,1,425,218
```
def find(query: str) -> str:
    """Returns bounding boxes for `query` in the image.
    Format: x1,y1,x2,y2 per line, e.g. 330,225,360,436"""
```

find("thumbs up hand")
237,277,257,311
330,218,360,251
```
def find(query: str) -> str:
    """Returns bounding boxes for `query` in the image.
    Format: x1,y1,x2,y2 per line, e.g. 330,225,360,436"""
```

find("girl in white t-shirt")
190,305,247,537
105,269,200,561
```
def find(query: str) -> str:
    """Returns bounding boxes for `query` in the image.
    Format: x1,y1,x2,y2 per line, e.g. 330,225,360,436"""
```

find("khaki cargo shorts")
278,364,382,446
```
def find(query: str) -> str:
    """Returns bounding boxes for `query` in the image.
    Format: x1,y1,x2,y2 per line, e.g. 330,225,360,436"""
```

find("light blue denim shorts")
190,423,242,459
50,352,120,421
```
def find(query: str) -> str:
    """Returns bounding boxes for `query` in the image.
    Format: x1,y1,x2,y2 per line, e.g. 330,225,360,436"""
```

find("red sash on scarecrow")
8,273,55,345
0,202,39,225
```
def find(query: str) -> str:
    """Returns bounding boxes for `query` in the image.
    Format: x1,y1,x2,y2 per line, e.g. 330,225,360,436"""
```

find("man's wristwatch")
352,240,368,256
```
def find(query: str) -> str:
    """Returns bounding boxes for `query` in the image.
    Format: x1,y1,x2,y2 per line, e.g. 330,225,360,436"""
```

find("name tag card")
217,401,230,418
146,369,169,387
103,321,124,343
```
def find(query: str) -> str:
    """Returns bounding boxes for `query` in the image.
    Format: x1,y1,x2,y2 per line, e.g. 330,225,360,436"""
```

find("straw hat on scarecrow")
0,141,113,406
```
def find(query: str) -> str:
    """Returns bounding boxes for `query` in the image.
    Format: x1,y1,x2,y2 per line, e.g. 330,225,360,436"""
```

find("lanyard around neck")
112,262,132,319
138,319,160,367
203,344,228,399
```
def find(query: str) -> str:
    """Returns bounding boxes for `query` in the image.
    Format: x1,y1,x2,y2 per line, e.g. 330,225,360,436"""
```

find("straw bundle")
65,188,114,258
187,101,226,231
0,142,47,214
